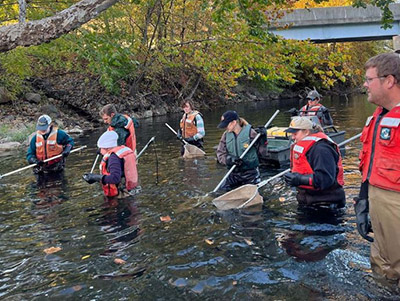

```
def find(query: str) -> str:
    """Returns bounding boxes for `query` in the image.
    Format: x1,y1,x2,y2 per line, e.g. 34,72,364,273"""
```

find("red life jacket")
35,127,63,165
359,105,400,192
299,103,322,116
108,115,137,153
299,103,324,125
291,132,344,190
180,110,200,138
100,146,138,197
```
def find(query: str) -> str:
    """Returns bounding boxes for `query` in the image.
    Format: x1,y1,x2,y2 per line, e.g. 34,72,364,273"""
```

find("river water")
0,94,399,300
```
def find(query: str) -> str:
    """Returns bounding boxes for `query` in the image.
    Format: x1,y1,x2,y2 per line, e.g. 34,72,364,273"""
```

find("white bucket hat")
97,131,118,148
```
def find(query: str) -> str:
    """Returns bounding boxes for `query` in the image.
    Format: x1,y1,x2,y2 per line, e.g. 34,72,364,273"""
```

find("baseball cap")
97,131,118,148
36,114,52,131
306,90,321,101
217,111,239,128
285,117,314,133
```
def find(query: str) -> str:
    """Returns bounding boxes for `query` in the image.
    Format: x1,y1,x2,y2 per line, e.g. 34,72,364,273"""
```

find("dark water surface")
1,94,399,300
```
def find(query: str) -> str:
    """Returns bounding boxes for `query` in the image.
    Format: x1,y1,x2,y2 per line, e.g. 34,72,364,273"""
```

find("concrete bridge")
269,3,400,46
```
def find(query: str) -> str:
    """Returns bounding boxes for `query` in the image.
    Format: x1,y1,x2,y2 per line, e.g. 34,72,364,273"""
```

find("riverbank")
0,72,360,151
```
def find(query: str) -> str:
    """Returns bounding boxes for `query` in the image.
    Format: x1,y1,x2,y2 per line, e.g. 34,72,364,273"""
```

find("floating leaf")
43,247,61,254
114,258,126,265
244,238,254,246
279,197,285,202
232,280,237,285
205,239,214,245
73,285,82,291
160,215,171,222
81,255,91,260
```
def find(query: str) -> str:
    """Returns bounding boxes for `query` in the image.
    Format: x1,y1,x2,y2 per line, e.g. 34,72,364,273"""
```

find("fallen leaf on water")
205,239,214,245
160,215,171,222
161,179,168,183
81,255,91,260
114,258,126,265
73,285,82,291
43,247,61,254
244,238,254,246
232,281,237,286
279,197,285,202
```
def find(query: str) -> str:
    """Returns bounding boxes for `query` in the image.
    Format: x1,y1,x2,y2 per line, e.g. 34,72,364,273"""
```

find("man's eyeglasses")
364,76,387,84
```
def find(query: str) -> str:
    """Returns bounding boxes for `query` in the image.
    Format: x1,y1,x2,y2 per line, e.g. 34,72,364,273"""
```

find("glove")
354,197,374,242
255,127,267,137
28,157,44,166
176,129,182,140
83,173,103,184
287,108,299,116
226,156,243,168
62,144,72,157
234,158,243,167
284,172,313,187
184,137,195,143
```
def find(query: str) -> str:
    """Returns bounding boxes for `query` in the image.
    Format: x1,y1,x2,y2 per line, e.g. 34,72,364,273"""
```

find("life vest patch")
380,127,391,140
243,143,249,148
294,152,300,160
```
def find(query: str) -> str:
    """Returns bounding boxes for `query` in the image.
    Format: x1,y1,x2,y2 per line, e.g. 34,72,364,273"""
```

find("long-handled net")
212,133,362,210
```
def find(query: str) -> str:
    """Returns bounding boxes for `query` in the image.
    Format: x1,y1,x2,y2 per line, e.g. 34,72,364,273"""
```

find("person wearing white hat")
283,116,345,208
26,114,74,173
83,131,138,197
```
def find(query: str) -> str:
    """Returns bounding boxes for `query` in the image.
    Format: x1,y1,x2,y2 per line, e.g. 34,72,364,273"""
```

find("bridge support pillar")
393,35,400,52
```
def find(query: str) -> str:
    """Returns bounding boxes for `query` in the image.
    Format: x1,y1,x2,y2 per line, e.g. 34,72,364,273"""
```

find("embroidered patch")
294,153,300,160
380,127,391,140
243,143,249,148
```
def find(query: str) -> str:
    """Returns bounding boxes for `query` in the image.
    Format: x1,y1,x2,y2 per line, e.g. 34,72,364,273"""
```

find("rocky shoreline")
0,73,303,152
1,71,361,152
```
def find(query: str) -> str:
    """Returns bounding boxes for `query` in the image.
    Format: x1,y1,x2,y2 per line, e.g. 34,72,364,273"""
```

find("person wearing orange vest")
356,52,400,284
83,131,139,198
298,89,333,127
177,99,205,154
26,114,74,173
99,104,138,154
283,117,345,208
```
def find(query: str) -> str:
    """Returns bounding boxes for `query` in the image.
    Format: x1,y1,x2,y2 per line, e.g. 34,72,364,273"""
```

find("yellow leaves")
43,247,61,254
205,239,214,245
81,255,91,260
244,238,254,246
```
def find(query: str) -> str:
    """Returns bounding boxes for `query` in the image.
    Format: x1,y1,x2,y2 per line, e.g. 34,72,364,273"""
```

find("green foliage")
0,48,33,98
0,0,390,102
0,123,35,143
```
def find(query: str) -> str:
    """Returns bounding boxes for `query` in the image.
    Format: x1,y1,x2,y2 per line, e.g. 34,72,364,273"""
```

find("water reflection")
96,196,142,257
29,171,68,208
1,94,400,299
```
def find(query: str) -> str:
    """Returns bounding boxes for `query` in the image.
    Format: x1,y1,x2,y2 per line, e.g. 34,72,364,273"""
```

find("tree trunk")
0,0,120,52
18,0,26,24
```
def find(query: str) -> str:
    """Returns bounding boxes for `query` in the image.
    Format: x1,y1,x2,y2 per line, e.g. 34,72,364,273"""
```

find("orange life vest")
108,115,137,153
299,103,322,116
35,127,63,165
100,146,138,197
291,132,344,190
180,110,200,138
359,105,400,192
